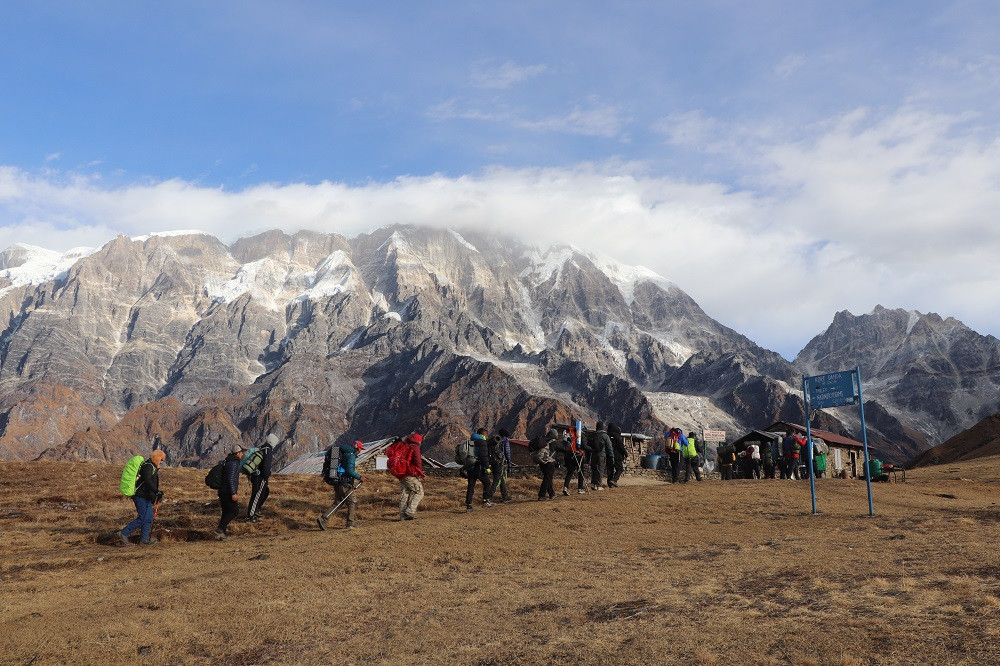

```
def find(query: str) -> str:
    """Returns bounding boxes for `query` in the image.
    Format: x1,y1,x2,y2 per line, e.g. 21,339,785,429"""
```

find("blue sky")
1,1,999,358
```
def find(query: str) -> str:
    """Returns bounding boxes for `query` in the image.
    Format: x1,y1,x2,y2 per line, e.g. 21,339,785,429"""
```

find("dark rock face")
795,305,1000,457
0,228,987,467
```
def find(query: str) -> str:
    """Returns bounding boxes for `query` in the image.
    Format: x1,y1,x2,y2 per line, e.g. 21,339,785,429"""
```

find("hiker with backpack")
215,444,245,540
562,429,587,495
607,422,627,487
664,429,681,483
589,421,614,490
717,443,736,481
530,428,559,500
463,429,495,511
118,449,166,546
678,428,702,482
318,439,364,530
488,429,513,503
245,433,277,523
387,434,425,520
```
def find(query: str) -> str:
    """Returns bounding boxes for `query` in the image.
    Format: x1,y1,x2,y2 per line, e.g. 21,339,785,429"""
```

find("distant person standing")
215,445,244,540
119,449,166,546
246,433,277,523
762,439,777,479
664,430,681,483
678,429,702,482
717,443,735,481
782,434,800,480
745,442,761,479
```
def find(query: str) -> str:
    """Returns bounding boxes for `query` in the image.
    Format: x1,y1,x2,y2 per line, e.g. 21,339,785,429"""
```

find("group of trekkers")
457,421,629,510
715,432,827,481
115,420,648,543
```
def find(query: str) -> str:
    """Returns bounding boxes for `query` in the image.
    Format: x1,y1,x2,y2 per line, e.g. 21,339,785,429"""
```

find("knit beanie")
150,450,166,465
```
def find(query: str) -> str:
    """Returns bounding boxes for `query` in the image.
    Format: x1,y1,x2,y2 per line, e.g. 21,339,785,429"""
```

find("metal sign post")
803,368,874,517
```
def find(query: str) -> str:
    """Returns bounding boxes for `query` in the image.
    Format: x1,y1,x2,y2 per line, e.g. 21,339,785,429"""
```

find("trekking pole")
317,481,363,530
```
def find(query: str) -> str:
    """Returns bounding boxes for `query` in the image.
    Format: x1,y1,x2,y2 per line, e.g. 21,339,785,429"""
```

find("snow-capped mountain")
0,226,987,466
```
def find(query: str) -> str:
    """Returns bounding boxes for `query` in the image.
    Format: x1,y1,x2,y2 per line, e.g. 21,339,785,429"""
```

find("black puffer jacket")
608,423,627,460
221,454,241,495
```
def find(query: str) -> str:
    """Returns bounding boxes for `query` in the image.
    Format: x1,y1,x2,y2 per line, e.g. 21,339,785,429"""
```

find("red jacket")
405,443,424,478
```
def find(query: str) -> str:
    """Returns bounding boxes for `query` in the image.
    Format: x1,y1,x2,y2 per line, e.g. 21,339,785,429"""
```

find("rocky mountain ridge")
0,226,991,467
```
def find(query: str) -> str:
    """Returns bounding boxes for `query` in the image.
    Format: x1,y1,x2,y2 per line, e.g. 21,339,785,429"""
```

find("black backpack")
205,461,225,489
321,445,341,486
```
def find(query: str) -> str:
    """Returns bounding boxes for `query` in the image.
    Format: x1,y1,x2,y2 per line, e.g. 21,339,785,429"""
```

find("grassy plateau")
1,458,999,665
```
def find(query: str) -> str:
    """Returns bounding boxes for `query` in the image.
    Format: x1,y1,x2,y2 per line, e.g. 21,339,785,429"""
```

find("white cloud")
2,105,998,358
428,98,628,138
471,60,548,89
775,53,806,79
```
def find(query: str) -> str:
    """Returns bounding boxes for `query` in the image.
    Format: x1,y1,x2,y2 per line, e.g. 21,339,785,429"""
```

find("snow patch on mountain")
131,230,211,242
448,229,479,253
294,251,357,302
905,310,920,335
583,249,675,304
205,258,287,307
0,244,97,296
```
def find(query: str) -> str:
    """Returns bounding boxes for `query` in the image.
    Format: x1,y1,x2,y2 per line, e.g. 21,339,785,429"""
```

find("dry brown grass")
1,459,999,665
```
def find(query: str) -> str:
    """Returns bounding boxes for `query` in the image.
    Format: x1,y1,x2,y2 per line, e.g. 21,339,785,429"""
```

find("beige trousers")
399,476,424,517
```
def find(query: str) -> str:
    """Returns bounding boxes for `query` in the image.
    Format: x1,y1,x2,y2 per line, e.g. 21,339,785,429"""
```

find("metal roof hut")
731,421,865,478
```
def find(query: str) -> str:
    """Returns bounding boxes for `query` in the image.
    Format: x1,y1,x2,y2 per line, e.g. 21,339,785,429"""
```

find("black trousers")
666,451,680,483
564,453,585,489
720,464,733,481
590,451,605,487
538,461,556,499
217,491,240,533
248,474,270,517
608,455,624,485
465,464,493,506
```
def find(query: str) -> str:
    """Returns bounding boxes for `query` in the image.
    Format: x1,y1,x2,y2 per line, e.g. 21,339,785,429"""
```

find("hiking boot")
117,531,132,547
345,522,358,529
483,500,495,508
562,487,570,496
140,537,158,545
608,481,618,488
597,485,605,491
213,529,228,541
465,504,474,512
402,514,416,521
577,488,586,494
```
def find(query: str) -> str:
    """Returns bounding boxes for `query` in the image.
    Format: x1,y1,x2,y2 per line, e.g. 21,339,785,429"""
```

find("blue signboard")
807,370,858,409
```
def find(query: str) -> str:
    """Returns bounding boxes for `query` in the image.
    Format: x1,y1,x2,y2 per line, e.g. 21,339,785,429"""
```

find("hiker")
488,429,513,503
321,439,364,529
797,434,810,479
607,422,627,487
215,444,244,540
717,443,735,481
246,433,277,523
562,430,587,495
590,421,614,490
464,429,495,511
664,429,681,483
119,449,166,546
396,434,425,520
813,441,828,478
678,429,701,482
782,434,799,480
530,428,558,500
745,442,761,479
762,439,777,479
